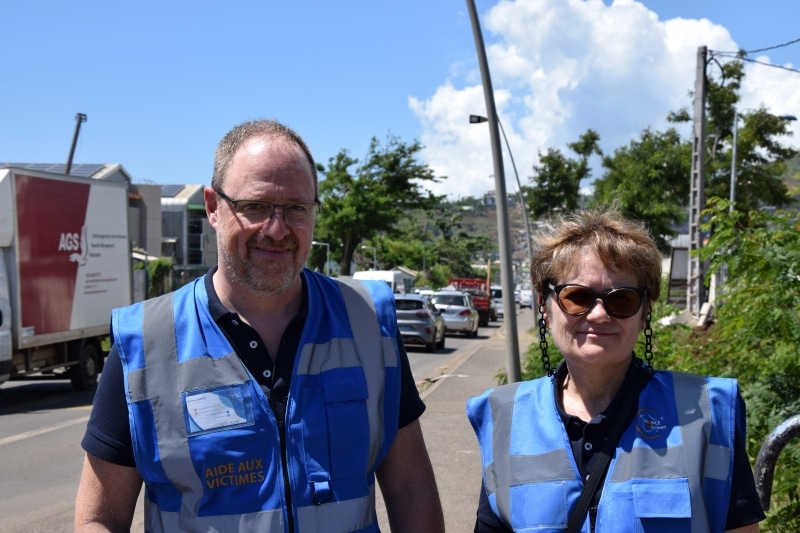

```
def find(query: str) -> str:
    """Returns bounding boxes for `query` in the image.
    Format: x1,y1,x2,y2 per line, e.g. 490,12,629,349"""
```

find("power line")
709,36,800,76
713,37,800,58
740,57,800,75
745,37,800,56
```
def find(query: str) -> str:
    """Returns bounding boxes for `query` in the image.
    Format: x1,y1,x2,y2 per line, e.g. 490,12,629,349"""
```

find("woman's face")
546,249,646,372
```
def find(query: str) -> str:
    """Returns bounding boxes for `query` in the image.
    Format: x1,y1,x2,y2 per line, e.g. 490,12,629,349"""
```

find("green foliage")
423,263,454,291
703,59,797,213
655,199,800,530
315,135,443,275
527,129,601,219
134,257,174,297
592,127,691,252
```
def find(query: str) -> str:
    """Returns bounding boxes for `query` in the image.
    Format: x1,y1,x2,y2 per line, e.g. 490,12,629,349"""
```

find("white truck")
352,270,414,294
0,167,132,391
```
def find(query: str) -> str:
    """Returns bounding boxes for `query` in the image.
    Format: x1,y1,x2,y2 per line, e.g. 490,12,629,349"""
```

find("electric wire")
709,37,800,76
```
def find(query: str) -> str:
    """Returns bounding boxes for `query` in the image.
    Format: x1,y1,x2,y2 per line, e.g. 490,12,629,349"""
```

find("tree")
592,127,691,251
378,201,494,284
686,58,796,214
134,257,174,296
315,135,443,275
527,129,601,218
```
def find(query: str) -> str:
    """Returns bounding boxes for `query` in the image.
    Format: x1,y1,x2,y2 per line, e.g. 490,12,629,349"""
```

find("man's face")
206,136,317,297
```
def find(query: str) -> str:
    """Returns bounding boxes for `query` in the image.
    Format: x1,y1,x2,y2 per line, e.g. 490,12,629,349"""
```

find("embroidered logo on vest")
635,408,668,439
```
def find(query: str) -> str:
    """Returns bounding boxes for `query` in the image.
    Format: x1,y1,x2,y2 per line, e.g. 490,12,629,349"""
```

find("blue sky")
4,1,800,199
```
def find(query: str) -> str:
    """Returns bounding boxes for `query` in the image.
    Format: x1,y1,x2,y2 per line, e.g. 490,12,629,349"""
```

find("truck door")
0,249,12,384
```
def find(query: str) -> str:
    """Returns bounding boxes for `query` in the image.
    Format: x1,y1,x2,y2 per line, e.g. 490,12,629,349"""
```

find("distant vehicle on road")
431,290,479,337
353,269,413,294
519,289,534,309
446,278,493,326
490,285,509,319
395,294,446,353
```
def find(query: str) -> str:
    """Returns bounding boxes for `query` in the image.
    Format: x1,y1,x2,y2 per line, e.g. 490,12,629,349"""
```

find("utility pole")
66,113,88,175
688,46,707,318
466,0,521,383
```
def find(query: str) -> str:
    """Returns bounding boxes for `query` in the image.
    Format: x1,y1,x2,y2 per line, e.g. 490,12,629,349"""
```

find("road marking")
0,415,89,447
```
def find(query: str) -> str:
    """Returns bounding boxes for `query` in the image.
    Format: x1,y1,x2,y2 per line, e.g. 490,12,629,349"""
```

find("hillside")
453,198,532,264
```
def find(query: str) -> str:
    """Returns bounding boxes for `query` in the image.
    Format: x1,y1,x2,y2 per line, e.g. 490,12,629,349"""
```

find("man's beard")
219,233,302,297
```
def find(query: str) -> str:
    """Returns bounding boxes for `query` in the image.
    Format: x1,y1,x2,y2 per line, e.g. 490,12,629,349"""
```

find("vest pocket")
301,367,371,485
509,480,568,531
609,477,692,532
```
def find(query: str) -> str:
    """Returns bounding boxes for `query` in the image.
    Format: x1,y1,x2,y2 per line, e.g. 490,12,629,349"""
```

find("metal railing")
754,414,800,511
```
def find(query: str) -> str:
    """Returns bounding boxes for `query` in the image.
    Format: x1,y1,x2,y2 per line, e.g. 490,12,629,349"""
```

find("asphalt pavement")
377,307,537,532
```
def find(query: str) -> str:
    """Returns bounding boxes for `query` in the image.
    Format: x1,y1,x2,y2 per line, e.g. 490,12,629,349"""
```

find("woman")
466,207,764,532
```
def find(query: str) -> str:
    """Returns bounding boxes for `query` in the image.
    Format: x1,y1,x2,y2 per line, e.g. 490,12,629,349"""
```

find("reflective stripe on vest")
466,371,738,533
114,270,399,532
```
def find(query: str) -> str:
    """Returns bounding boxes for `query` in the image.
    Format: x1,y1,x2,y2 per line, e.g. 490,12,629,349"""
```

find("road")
405,320,502,387
0,322,500,531
0,379,96,532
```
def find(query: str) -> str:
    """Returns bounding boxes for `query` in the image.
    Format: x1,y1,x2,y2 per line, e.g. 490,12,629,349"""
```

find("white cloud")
411,0,800,200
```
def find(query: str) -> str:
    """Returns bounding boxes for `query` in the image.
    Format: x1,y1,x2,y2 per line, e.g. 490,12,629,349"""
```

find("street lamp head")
469,115,488,124
779,115,797,122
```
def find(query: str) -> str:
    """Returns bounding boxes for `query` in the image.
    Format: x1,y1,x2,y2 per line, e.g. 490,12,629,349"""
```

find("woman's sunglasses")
548,283,646,319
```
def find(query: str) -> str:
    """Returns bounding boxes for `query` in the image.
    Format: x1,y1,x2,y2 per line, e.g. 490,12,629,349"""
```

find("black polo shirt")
82,268,424,467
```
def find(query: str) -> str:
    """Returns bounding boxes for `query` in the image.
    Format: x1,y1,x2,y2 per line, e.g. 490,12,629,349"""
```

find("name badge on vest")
184,383,255,436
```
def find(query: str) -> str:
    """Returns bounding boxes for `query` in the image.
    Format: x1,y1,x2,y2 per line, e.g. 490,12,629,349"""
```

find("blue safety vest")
467,371,740,533
112,270,401,532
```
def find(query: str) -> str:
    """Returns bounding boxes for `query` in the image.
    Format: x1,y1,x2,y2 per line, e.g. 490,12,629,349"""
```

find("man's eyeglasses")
548,283,646,319
215,189,320,226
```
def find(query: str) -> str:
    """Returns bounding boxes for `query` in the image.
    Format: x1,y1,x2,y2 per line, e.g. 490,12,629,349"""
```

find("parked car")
395,294,446,352
519,289,533,309
431,290,479,337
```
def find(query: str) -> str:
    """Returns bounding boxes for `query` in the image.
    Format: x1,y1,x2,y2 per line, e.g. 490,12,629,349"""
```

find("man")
75,119,445,532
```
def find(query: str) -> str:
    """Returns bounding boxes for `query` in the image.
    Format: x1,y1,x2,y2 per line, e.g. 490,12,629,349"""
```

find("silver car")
395,294,446,352
431,290,479,337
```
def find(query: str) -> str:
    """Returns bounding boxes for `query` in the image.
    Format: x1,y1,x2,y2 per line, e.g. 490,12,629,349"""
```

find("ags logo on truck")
15,174,130,336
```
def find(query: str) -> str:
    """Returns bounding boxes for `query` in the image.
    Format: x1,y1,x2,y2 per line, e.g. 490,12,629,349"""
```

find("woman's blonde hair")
530,206,662,303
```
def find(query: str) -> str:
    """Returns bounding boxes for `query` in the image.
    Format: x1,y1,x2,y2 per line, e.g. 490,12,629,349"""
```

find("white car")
490,286,505,319
431,290,480,337
518,289,533,309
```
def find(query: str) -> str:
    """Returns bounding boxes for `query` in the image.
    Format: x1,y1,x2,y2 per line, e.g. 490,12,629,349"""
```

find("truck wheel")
70,342,101,391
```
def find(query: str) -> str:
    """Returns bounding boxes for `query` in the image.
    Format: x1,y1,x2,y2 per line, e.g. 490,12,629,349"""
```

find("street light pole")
465,0,521,383
66,113,87,175
361,245,377,271
312,241,330,276
470,114,535,289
